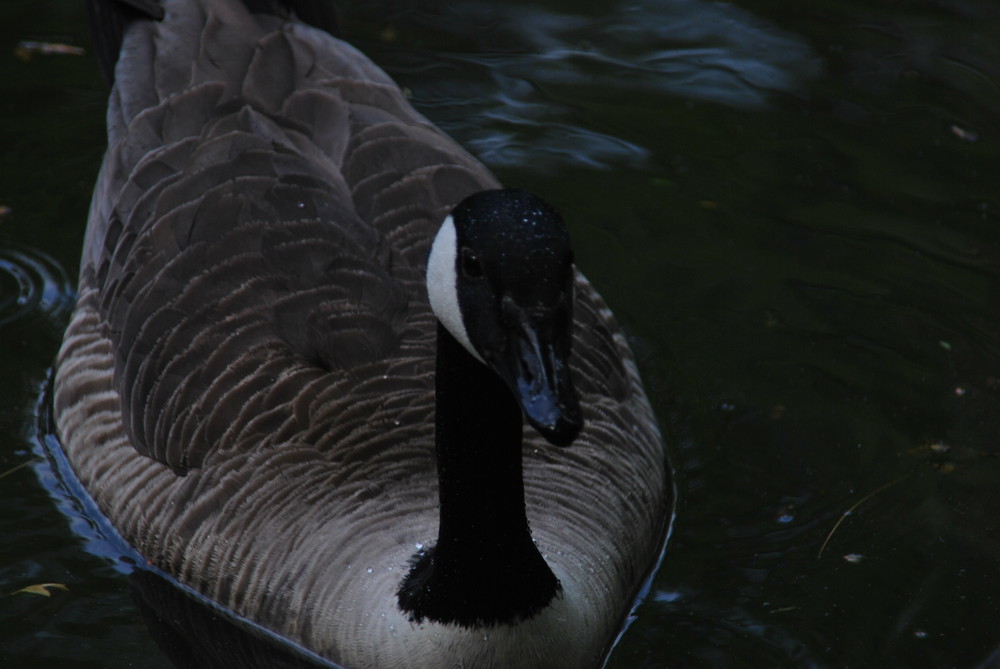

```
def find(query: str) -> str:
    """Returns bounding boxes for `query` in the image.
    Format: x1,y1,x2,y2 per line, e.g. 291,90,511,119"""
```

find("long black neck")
397,324,560,626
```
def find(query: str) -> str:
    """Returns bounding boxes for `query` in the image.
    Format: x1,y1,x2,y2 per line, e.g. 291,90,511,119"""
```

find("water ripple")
393,0,820,171
0,244,74,328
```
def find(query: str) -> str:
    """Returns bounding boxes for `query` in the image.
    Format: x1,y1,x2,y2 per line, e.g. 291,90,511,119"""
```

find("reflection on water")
384,0,820,169
3,0,1000,667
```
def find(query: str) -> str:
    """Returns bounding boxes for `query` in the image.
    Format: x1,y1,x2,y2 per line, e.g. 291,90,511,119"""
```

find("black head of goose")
54,0,671,667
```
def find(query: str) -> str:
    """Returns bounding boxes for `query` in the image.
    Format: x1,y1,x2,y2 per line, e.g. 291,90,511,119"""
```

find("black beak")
495,296,582,447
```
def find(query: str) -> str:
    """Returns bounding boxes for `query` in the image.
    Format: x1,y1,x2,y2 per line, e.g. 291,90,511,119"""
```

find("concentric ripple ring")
0,244,74,327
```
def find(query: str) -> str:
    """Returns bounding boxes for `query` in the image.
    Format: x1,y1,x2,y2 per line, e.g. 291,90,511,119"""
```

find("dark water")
3,1,999,667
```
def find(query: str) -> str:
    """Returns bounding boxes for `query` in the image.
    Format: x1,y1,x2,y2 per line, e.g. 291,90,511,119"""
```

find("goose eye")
460,247,483,279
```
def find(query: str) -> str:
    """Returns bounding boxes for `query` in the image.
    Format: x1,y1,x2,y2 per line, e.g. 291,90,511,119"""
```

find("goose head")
427,189,583,446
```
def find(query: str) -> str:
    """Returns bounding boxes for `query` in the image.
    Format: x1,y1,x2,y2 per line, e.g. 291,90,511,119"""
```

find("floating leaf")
14,41,85,62
13,583,69,597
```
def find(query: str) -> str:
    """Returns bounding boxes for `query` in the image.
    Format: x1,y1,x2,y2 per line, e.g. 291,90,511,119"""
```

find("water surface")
2,1,999,667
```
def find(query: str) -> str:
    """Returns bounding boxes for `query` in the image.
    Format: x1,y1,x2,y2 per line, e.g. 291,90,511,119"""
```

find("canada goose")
54,0,670,666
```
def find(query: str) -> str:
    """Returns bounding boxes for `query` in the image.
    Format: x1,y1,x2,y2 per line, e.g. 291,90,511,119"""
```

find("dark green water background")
2,1,999,667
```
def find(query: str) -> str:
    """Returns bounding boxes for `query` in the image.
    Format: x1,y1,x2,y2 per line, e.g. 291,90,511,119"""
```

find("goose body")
54,0,670,666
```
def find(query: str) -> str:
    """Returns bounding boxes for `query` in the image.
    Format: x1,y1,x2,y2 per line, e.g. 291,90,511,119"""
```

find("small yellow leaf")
14,583,69,597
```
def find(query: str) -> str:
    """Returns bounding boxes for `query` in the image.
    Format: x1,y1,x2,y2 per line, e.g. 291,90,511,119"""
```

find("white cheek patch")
427,216,484,363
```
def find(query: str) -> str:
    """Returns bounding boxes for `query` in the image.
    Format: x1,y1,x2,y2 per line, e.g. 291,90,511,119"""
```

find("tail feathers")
85,0,165,85
85,0,340,86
